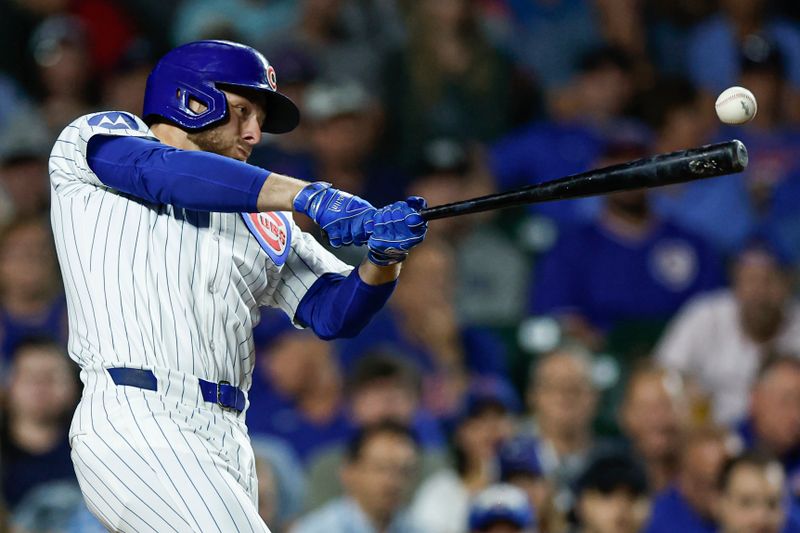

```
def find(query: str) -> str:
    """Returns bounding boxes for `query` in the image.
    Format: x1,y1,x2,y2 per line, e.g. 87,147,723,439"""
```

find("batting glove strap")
367,197,428,266
292,181,332,220
367,248,409,266
293,182,376,247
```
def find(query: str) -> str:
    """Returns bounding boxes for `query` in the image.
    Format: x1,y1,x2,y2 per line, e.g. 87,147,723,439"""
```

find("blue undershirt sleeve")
86,135,268,212
295,268,396,340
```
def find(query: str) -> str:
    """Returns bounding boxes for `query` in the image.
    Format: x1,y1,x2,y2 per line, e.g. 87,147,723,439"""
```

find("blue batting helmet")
143,40,300,134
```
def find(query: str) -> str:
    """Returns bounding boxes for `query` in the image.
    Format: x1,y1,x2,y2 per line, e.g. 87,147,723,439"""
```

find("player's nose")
241,118,262,146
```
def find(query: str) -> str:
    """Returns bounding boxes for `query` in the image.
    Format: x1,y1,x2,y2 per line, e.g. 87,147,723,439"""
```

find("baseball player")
48,40,427,532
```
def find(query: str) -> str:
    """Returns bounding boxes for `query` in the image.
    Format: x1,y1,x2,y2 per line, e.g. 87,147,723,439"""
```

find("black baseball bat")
418,140,748,221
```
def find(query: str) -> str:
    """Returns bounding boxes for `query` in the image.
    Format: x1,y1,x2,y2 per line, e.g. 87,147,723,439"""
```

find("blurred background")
1,0,800,532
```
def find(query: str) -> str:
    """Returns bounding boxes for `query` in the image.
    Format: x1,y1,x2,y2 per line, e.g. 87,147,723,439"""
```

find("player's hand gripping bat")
418,140,748,221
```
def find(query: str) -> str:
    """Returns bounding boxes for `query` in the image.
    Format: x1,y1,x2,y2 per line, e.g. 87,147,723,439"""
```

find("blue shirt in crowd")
291,497,421,533
1,427,76,509
334,308,509,379
736,417,800,499
653,126,800,256
643,485,716,533
246,370,351,465
530,218,723,332
489,120,651,227
687,15,800,92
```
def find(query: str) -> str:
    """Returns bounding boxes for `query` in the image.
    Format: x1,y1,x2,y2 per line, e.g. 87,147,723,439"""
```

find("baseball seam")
715,93,756,110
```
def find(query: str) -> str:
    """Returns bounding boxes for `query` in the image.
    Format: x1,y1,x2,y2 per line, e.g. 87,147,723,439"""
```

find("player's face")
186,89,266,162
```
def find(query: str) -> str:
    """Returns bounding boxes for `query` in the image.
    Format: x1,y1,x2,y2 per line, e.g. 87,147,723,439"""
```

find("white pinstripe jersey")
49,111,352,393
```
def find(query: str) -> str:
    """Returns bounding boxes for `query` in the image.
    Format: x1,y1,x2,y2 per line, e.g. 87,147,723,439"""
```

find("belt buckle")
217,380,231,409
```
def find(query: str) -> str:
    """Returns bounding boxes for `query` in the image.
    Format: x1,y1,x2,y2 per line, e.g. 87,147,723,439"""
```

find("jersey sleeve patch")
86,112,141,131
241,211,292,266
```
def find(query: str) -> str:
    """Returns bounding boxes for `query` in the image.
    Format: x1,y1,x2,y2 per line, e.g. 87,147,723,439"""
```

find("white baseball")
715,86,757,125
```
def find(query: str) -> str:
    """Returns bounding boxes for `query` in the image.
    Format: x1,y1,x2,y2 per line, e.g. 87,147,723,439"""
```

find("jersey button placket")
205,215,220,354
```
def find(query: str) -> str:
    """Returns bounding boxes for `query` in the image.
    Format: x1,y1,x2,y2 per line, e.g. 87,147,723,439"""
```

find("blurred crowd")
1,0,800,532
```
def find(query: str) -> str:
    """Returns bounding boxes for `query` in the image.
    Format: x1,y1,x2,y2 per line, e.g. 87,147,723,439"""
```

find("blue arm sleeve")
86,135,269,212
295,268,396,340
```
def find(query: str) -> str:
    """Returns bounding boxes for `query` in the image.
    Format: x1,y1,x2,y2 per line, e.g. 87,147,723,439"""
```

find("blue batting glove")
367,196,428,266
293,182,376,247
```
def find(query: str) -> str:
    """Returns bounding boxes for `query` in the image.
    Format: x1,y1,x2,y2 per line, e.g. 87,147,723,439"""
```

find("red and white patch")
266,65,277,91
251,212,287,253
241,211,291,265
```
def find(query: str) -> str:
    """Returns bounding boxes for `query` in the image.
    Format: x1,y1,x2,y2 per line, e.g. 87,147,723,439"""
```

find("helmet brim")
261,90,300,134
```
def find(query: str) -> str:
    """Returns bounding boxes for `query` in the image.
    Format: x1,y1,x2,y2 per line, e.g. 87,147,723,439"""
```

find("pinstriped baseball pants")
69,367,270,533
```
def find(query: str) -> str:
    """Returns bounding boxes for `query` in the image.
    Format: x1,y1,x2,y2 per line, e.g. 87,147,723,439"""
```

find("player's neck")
150,123,201,152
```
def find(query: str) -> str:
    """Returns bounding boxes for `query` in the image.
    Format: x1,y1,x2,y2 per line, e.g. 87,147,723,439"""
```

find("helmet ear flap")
174,82,228,128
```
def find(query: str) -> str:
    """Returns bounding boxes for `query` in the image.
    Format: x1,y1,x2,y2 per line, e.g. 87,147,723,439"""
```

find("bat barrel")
419,140,748,221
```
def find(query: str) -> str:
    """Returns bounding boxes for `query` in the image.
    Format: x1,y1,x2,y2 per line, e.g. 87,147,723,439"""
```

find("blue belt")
106,367,246,412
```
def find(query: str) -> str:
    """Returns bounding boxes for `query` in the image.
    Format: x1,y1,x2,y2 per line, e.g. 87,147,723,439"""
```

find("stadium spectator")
572,451,651,533
407,138,528,328
497,435,563,533
261,0,404,93
382,0,538,168
467,484,536,533
656,242,800,425
1,338,79,510
531,142,724,351
305,353,446,511
251,436,308,532
0,74,32,133
489,48,644,227
676,40,800,255
336,239,509,419
10,480,84,533
29,15,96,136
768,165,800,263
248,46,319,183
408,378,518,533
479,0,604,91
644,0,716,74
0,217,67,367
686,0,800,95
100,39,155,116
302,78,407,208
0,0,71,94
0,114,51,222
407,138,492,242
247,328,349,464
734,357,800,494
518,345,599,511
620,364,690,491
642,78,753,255
290,421,421,533
715,451,797,533
723,40,800,211
644,426,731,533
172,0,298,46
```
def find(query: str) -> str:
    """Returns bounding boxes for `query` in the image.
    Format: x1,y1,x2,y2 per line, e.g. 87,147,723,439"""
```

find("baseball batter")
48,40,427,532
